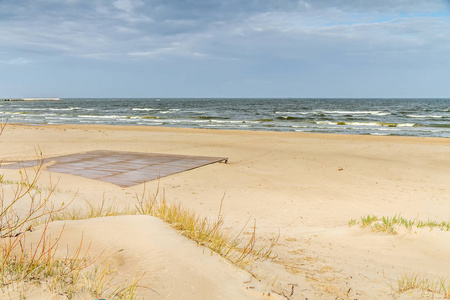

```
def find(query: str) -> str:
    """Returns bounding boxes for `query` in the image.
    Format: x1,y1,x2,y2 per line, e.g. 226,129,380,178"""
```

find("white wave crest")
321,110,390,116
78,115,126,119
406,114,443,118
132,108,157,111
275,111,310,115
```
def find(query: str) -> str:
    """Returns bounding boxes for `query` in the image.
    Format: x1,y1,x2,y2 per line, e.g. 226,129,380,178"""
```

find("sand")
0,123,449,299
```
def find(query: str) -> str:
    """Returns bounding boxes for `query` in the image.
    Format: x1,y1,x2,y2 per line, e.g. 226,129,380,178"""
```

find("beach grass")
134,188,279,268
0,171,144,299
0,127,143,299
349,214,450,234
391,274,450,298
50,187,279,270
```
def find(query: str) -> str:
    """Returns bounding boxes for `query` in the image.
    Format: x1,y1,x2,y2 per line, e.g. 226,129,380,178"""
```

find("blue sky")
0,0,449,98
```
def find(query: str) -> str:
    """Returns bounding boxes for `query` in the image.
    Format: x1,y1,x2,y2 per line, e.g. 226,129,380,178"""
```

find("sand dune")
17,216,275,299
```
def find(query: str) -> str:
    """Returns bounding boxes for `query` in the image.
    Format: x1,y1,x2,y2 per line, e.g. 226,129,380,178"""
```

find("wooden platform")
1,150,228,187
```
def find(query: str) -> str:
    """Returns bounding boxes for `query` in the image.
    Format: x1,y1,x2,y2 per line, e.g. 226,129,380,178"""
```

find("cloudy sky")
1,0,449,98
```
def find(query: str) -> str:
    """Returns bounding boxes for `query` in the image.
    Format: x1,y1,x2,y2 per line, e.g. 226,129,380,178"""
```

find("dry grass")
0,124,143,299
135,188,279,268
48,186,279,271
1,219,94,298
48,194,126,222
81,256,145,300
0,152,71,239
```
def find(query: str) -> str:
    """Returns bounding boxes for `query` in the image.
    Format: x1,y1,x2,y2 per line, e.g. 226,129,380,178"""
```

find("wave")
320,110,391,116
18,108,45,111
48,107,81,111
255,118,274,122
396,123,417,127
276,116,303,121
406,114,444,118
185,110,206,114
275,111,311,115
17,107,81,111
429,123,450,128
315,121,419,127
136,122,164,126
138,116,161,119
3,111,27,115
132,108,157,111
78,115,127,119
191,116,229,120
276,110,391,117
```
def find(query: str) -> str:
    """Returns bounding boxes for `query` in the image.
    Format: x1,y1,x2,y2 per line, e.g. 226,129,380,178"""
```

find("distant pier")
1,98,61,101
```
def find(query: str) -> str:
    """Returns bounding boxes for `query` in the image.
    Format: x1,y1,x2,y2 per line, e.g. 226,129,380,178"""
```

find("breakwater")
1,98,61,101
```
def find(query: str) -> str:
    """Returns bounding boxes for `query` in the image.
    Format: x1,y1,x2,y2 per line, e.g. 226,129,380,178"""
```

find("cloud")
0,0,448,64
113,0,137,13
0,58,30,65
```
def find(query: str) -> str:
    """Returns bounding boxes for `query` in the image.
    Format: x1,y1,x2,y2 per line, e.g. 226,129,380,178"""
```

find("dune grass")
349,214,450,235
1,219,93,297
391,274,450,298
0,171,143,299
1,124,143,299
50,187,279,270
135,188,279,268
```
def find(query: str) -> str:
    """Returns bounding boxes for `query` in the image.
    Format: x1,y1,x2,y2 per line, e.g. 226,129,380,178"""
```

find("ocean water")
1,98,449,138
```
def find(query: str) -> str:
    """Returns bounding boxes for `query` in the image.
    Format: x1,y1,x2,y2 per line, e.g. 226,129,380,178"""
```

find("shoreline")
7,121,450,141
1,123,449,298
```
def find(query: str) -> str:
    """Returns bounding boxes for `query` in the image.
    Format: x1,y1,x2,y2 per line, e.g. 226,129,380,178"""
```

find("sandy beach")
1,123,449,299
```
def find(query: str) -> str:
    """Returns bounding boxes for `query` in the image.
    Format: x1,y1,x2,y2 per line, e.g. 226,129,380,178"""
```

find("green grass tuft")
350,214,450,235
392,274,450,298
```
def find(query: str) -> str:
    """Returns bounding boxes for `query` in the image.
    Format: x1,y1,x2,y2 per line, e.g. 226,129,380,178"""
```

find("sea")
1,98,449,138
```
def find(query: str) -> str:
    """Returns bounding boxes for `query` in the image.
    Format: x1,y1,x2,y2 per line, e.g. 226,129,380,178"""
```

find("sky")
0,0,450,98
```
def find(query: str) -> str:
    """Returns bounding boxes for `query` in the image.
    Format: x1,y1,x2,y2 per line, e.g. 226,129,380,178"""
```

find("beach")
1,123,449,299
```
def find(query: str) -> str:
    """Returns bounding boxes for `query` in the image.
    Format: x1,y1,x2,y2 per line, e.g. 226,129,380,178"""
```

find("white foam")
159,111,176,114
275,111,310,115
315,121,336,125
78,115,126,119
346,122,379,126
406,114,443,118
47,107,81,111
132,108,157,111
321,110,390,115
